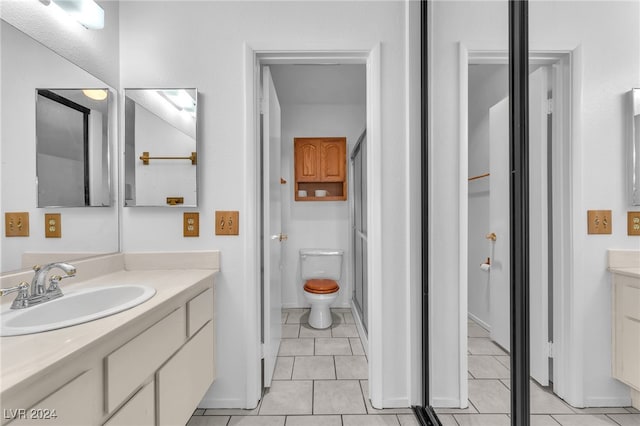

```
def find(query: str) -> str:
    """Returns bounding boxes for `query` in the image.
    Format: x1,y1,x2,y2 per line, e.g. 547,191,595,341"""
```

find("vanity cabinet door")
103,381,154,426
157,320,215,426
10,369,101,426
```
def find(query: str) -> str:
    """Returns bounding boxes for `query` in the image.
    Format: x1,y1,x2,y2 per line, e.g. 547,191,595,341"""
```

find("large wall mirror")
36,88,112,207
1,21,119,273
632,88,640,205
124,88,198,207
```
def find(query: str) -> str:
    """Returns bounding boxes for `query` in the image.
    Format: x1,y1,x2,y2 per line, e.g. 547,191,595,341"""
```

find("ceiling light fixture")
82,89,108,101
41,0,105,30
158,90,196,116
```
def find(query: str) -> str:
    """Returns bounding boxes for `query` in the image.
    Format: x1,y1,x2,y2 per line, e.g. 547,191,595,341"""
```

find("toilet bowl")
300,249,344,329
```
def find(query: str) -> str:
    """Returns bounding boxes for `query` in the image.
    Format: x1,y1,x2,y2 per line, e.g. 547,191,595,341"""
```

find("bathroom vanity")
609,250,640,410
0,252,218,425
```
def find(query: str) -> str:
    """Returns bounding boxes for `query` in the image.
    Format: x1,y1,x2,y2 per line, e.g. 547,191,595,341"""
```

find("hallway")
188,308,418,425
433,320,640,425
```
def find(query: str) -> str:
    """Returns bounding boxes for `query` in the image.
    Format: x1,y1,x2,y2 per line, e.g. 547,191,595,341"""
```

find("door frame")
458,45,579,406
243,44,383,408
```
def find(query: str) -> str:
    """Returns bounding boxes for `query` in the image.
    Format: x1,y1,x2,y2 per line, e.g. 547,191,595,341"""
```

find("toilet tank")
300,249,344,281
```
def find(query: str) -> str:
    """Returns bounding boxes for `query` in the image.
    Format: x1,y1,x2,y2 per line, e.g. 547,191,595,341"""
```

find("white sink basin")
0,285,156,337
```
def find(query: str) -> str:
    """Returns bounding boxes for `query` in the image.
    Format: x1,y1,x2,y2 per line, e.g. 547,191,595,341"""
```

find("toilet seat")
304,279,339,294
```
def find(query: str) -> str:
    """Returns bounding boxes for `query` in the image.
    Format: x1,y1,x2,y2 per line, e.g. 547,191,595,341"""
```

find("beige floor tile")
335,355,368,379
193,409,206,416
468,379,510,413
359,380,414,414
299,324,332,338
313,380,367,414
468,355,510,379
551,414,619,425
315,338,352,355
284,415,342,426
229,416,286,426
342,414,400,425
434,404,479,414
259,381,313,415
606,414,640,425
292,356,336,380
454,414,511,425
204,406,260,416
282,324,301,339
331,324,359,338
468,323,490,338
572,407,634,414
343,312,356,324
279,338,314,356
286,309,310,324
331,308,352,313
494,355,511,370
531,415,562,425
273,357,294,380
187,416,231,426
281,312,289,324
436,414,458,426
350,337,365,355
398,413,422,425
627,407,640,414
468,338,508,355
530,383,574,414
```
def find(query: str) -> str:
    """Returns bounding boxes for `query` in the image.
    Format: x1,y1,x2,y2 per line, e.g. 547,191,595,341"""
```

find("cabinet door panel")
103,381,154,426
320,141,345,182
295,141,318,182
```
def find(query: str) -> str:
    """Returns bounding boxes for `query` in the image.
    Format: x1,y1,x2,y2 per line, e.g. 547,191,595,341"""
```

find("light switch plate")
5,212,29,237
183,212,199,237
628,211,640,236
45,213,61,238
215,211,239,235
587,210,612,235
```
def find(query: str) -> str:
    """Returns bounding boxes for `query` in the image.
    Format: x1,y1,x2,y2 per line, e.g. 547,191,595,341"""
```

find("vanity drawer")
157,320,215,426
622,282,640,321
103,381,154,426
105,307,186,413
187,287,214,337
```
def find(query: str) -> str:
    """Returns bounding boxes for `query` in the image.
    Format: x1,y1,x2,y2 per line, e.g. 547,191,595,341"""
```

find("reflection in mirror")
124,89,198,207
36,88,111,207
632,88,640,205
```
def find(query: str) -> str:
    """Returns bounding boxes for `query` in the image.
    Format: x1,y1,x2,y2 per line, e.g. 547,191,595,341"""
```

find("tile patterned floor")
434,320,640,426
188,308,418,426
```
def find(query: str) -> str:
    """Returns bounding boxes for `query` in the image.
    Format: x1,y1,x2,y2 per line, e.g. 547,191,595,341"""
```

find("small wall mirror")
36,88,112,207
124,88,198,207
632,88,640,205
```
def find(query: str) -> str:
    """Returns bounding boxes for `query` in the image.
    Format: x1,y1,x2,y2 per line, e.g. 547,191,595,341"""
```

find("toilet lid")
304,279,340,294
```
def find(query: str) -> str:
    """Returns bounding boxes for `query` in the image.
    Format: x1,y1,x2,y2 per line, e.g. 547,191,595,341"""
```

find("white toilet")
300,249,344,329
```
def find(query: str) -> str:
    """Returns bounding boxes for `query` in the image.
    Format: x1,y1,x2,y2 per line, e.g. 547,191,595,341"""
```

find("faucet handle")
32,265,41,272
0,282,29,296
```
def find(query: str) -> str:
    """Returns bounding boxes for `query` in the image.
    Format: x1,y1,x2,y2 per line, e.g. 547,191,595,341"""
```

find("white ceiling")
269,64,366,106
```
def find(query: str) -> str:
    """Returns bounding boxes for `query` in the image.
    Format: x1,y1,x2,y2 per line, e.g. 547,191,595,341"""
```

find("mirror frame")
631,88,640,205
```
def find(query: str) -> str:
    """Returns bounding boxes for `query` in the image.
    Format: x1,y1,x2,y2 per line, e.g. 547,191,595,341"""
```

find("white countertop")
0,252,219,401
608,267,640,279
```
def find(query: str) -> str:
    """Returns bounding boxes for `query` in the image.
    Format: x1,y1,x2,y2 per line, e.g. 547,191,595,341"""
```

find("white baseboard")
431,397,465,408
197,397,254,409
467,312,491,332
583,396,632,408
382,397,411,408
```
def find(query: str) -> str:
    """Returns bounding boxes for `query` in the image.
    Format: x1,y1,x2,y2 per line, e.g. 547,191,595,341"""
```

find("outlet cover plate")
45,213,61,238
628,211,640,236
5,212,29,237
183,212,200,237
587,210,612,235
215,211,239,235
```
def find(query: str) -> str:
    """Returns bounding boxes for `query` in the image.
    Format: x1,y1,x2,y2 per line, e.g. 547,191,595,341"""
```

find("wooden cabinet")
294,137,347,201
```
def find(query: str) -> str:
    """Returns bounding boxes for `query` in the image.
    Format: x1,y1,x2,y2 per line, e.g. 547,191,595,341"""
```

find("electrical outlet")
215,211,239,235
628,211,640,236
587,210,612,235
183,212,200,237
45,213,61,238
5,212,29,237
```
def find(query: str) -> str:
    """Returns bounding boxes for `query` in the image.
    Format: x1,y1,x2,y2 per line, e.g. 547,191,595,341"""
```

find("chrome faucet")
0,262,76,309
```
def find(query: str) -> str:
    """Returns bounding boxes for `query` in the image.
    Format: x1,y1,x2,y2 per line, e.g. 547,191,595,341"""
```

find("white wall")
0,0,120,88
280,103,366,309
119,0,418,409
1,21,119,272
431,0,640,408
467,64,508,328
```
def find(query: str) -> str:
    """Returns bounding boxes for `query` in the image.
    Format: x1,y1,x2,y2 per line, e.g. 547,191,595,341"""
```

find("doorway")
249,47,384,409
